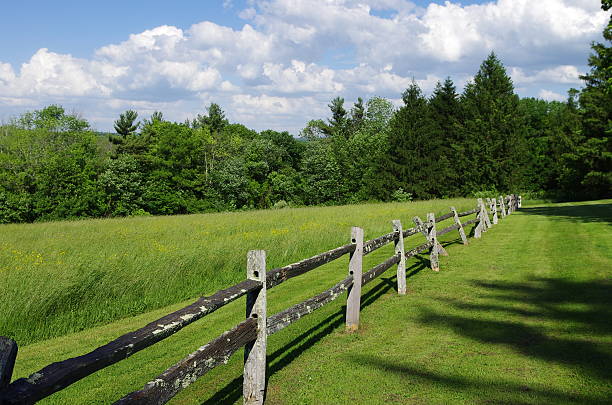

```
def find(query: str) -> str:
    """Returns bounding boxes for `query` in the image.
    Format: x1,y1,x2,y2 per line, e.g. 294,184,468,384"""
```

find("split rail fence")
0,194,522,405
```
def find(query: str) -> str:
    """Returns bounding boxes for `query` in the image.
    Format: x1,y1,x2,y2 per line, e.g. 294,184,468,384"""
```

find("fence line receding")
0,194,521,405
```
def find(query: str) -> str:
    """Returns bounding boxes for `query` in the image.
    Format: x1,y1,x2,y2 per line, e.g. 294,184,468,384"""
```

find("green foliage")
378,81,447,200
563,7,612,199
1,39,611,224
113,110,139,137
15,105,90,132
391,188,413,202
459,53,528,194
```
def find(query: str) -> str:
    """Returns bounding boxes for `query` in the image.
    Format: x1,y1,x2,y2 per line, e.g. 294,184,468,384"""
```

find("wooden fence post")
427,213,440,271
346,227,364,332
474,202,484,239
491,198,498,225
0,337,17,391
244,250,267,405
499,196,506,219
451,207,468,245
477,198,491,231
392,220,407,295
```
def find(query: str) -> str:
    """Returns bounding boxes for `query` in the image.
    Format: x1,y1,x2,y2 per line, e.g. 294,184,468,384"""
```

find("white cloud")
0,0,608,132
511,65,583,85
538,89,566,102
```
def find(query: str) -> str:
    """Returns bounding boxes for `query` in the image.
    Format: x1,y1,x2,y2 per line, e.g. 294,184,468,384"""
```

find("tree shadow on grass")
519,203,612,225
350,355,609,405
409,276,612,403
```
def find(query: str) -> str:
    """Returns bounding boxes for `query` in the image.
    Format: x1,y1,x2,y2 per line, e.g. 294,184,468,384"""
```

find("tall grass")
0,198,477,345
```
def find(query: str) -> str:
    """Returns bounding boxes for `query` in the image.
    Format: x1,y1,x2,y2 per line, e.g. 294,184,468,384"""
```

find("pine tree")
429,78,461,195
377,81,445,199
459,52,527,194
348,97,365,135
113,110,139,137
192,103,228,135
561,1,612,198
324,96,348,137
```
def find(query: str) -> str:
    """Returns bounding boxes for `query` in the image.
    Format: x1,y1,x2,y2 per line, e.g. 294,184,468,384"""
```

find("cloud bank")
0,0,607,132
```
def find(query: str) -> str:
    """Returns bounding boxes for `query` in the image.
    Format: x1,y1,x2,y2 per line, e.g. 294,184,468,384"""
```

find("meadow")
3,198,611,404
0,198,477,346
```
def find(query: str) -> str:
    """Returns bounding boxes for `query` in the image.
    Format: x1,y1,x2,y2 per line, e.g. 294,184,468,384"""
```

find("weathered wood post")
474,202,484,239
346,227,363,332
491,198,498,225
499,196,506,219
477,198,491,231
451,207,468,245
427,213,440,271
244,250,267,405
392,220,407,295
0,337,17,391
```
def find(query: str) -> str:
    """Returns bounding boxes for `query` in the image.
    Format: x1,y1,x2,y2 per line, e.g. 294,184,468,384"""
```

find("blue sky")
0,0,608,133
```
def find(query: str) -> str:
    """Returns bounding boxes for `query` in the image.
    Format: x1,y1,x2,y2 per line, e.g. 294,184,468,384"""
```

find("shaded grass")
0,198,475,345
8,199,611,404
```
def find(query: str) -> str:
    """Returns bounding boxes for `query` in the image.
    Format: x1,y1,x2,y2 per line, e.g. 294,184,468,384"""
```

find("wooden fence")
0,194,521,405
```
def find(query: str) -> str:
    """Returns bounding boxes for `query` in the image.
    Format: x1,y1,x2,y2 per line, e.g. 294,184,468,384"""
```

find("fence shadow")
344,276,612,404
519,203,612,225
201,259,431,404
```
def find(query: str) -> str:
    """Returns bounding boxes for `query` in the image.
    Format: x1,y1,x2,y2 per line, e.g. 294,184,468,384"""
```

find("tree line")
0,12,610,223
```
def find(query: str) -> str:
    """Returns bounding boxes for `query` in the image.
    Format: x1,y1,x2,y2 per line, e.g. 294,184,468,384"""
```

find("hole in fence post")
244,250,267,405
346,227,363,332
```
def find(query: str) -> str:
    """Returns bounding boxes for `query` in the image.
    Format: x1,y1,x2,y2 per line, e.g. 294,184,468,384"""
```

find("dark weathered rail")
266,243,355,289
458,208,478,217
363,232,397,255
362,254,401,286
114,318,258,405
0,279,261,405
435,212,454,223
267,276,354,335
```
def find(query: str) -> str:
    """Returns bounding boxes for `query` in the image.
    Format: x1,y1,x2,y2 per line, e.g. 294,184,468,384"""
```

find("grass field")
0,198,477,345
5,199,612,404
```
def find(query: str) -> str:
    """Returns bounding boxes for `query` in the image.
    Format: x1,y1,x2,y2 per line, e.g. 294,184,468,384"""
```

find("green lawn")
6,199,612,404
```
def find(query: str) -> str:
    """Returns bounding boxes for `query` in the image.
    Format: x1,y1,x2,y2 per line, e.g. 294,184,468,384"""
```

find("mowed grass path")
7,199,612,404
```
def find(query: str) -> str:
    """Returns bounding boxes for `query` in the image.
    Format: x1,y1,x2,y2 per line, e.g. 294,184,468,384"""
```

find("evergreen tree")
348,97,365,135
192,103,229,135
377,82,444,200
325,96,348,137
113,110,139,137
459,52,527,194
561,1,612,198
429,78,461,195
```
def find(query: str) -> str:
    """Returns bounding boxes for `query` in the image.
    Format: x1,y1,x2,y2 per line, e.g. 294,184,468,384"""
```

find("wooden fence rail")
0,194,521,405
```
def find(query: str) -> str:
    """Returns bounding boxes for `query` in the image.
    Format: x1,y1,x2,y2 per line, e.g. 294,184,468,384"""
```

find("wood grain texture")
267,276,353,335
0,279,261,405
0,337,17,390
114,319,258,405
244,250,267,405
346,227,364,332
392,220,407,295
266,243,355,289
